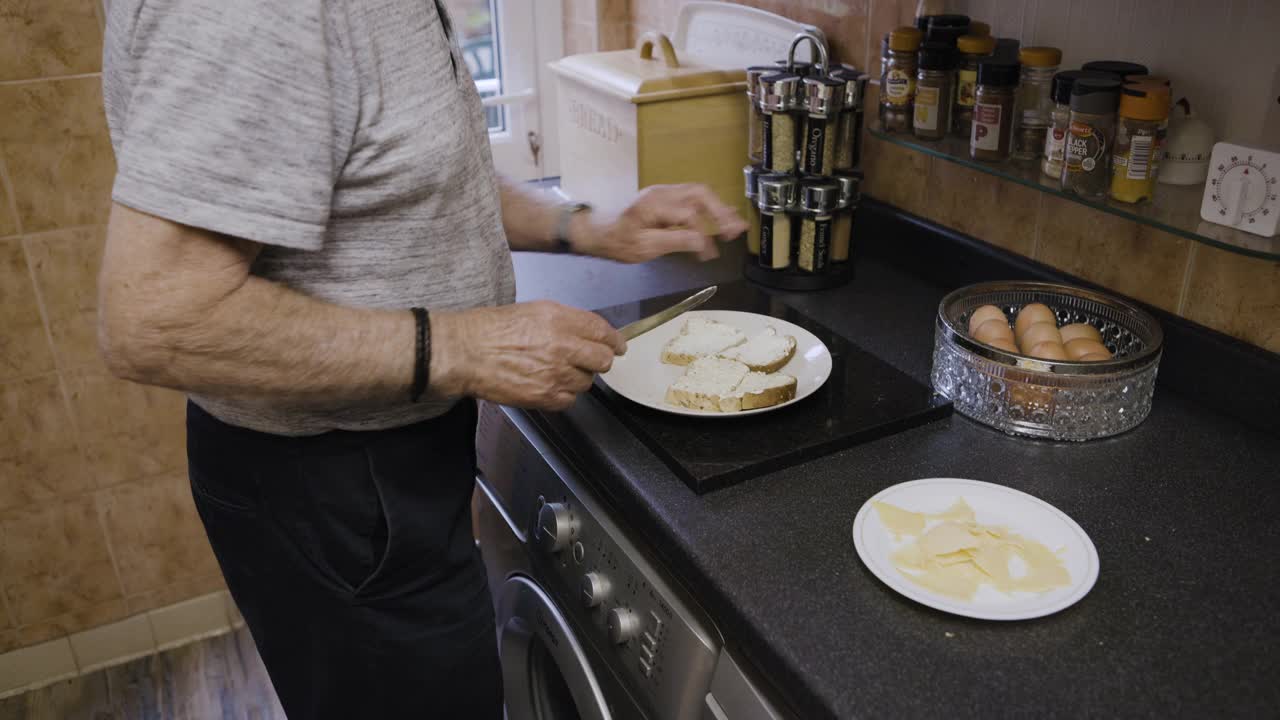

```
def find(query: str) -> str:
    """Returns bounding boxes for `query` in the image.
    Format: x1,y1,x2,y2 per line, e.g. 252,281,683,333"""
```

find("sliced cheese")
874,501,927,537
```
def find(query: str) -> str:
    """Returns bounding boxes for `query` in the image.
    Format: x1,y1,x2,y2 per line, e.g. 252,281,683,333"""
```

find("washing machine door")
499,575,612,720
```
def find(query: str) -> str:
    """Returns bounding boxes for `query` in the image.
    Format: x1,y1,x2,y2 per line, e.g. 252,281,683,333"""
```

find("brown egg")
1059,323,1102,344
1028,341,1068,361
1019,321,1063,353
1064,338,1112,360
1078,352,1114,362
986,337,1019,353
1014,303,1056,340
973,318,1015,344
968,305,1008,334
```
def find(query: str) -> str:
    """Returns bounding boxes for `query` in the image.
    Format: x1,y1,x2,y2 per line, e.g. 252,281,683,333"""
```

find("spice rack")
867,123,1280,261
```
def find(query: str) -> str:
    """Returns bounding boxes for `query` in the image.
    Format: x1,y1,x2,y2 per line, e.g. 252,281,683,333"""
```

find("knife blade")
618,286,717,341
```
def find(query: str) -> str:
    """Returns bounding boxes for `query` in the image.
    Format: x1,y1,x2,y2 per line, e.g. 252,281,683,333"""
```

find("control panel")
476,404,719,720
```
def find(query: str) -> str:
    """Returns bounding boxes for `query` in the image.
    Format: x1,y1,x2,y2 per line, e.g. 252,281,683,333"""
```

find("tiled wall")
564,0,634,54
0,1,223,657
624,0,1279,353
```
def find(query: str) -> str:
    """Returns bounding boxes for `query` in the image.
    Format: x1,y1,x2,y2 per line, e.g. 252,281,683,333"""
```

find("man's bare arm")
99,203,624,411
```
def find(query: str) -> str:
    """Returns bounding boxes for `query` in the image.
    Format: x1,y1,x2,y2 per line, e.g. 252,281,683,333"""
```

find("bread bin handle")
637,31,680,68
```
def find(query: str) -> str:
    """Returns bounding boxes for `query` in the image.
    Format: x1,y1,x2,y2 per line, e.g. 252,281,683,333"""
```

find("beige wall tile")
564,20,598,55
0,376,91,512
97,475,219,598
0,629,19,655
126,573,226,615
0,169,18,238
0,78,115,234
67,612,155,673
861,134,930,216
865,0,913,73
148,592,230,650
16,598,130,648
923,160,1039,257
0,637,76,695
0,0,103,82
0,498,122,627
629,0,666,30
599,20,632,51
1035,196,1190,313
599,0,630,24
63,369,187,488
0,240,55,381
24,226,106,371
1182,247,1280,353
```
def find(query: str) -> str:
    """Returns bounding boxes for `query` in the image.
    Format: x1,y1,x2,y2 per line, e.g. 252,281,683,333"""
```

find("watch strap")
553,202,591,254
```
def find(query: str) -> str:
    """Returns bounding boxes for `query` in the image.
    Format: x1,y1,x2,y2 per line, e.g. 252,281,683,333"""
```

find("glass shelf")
868,124,1280,261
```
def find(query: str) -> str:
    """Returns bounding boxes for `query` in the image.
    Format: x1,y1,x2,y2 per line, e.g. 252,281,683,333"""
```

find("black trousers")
186,399,502,720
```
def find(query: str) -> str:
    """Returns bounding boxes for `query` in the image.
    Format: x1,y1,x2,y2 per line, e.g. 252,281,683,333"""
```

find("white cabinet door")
443,0,563,181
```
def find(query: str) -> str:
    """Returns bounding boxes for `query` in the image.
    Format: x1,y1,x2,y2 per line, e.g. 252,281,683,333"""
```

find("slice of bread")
664,356,797,412
719,326,797,373
660,317,747,366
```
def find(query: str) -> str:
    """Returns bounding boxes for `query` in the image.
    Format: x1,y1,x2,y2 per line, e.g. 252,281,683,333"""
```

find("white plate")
852,478,1099,621
599,310,832,418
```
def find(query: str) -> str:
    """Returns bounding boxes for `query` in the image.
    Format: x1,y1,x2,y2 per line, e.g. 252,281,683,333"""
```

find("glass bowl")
931,281,1163,441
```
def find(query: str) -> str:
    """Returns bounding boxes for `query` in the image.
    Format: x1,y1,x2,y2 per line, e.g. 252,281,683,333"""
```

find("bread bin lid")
550,1,821,105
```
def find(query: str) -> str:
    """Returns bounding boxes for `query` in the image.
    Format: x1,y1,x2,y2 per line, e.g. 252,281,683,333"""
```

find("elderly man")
98,0,745,717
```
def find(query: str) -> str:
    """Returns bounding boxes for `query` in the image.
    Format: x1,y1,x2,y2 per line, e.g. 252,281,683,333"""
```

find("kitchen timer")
1199,142,1280,238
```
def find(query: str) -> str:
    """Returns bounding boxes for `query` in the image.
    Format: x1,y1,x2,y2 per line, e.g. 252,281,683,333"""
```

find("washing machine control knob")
607,607,641,644
536,502,578,553
581,573,612,608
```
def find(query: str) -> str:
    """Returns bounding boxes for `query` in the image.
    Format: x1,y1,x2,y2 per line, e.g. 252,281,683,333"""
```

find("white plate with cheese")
600,310,832,417
852,478,1099,621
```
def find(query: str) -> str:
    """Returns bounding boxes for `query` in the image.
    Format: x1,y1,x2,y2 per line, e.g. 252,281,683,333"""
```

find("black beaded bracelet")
410,307,429,403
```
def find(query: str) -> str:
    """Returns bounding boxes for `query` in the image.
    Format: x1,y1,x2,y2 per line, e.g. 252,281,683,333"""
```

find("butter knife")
618,286,717,341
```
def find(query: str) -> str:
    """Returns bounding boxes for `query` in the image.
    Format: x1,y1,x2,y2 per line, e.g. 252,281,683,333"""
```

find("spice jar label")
804,118,831,175
1044,125,1067,163
1066,120,1107,172
885,69,914,105
759,214,776,267
956,69,978,108
971,102,1003,151
913,86,941,131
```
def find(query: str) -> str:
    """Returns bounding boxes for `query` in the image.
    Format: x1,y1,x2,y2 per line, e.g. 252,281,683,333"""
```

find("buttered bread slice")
660,318,747,366
665,356,797,413
719,326,797,373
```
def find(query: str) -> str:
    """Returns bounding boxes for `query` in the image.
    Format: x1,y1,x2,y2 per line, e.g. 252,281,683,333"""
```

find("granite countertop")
513,247,1280,719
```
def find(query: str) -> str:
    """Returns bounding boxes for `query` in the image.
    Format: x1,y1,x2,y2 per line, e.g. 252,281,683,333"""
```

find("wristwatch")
553,202,592,254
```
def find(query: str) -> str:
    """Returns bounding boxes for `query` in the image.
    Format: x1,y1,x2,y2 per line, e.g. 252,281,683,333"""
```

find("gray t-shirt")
103,0,516,435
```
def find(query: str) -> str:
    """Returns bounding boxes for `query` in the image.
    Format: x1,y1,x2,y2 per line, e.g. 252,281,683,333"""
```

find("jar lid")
746,65,775,95
1081,60,1149,78
799,180,841,213
757,173,798,210
1070,76,1122,114
1119,83,1170,120
925,25,967,47
833,170,862,209
830,64,868,108
803,75,845,116
1018,46,1062,67
744,165,762,198
968,20,991,37
916,14,970,31
758,72,800,111
1125,73,1170,88
887,26,923,52
956,34,996,55
976,61,1019,87
775,59,814,77
918,42,956,70
1050,70,1115,105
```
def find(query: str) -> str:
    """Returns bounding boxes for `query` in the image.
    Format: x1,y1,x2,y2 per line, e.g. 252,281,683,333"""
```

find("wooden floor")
0,627,285,720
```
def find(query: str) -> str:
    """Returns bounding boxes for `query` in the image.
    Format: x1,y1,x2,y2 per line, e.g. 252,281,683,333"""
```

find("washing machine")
474,402,786,720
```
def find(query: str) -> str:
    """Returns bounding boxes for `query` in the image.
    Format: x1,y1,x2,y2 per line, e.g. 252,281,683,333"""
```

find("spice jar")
746,66,774,164
1062,77,1121,199
830,65,867,171
797,181,840,274
953,34,995,138
1081,61,1148,79
801,74,845,175
757,173,798,270
1110,83,1170,204
1041,70,1108,179
759,72,800,172
913,43,955,141
1125,75,1172,175
970,61,1018,162
832,171,862,264
744,165,763,255
1012,46,1062,160
879,27,923,133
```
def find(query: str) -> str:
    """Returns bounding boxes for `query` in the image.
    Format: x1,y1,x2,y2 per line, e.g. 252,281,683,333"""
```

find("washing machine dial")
607,607,641,644
536,502,579,553
580,572,612,608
